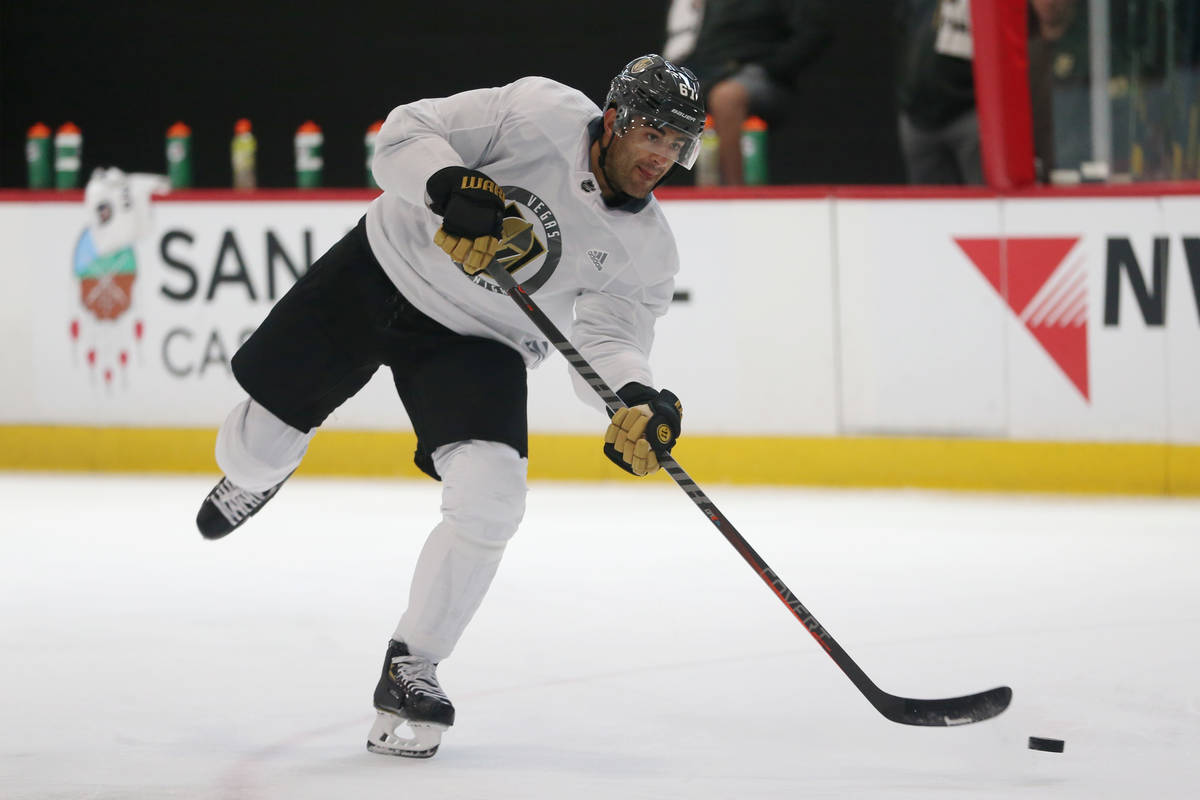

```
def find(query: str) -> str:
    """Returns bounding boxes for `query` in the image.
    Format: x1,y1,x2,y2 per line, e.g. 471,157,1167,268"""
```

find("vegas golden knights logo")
467,184,563,296
494,203,546,275
628,56,656,74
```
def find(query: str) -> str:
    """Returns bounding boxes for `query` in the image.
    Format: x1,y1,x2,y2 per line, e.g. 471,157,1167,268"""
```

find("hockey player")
195,54,705,758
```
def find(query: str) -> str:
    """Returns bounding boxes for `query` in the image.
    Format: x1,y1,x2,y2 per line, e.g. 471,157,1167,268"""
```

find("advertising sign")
4,196,840,436
3,190,1197,448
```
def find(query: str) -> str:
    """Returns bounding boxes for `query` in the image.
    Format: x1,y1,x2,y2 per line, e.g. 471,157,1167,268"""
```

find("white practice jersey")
365,76,679,405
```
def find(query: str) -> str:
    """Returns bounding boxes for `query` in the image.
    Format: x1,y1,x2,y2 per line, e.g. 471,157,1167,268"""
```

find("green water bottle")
166,121,192,189
365,120,383,188
54,122,82,190
27,122,52,189
294,121,323,188
741,116,768,186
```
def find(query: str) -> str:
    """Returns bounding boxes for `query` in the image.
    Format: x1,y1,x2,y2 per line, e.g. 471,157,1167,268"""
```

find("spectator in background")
664,0,704,62
895,0,982,184
681,0,833,185
1028,0,1083,180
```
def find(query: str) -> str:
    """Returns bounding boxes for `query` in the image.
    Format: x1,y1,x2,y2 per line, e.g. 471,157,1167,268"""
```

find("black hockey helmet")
604,54,705,169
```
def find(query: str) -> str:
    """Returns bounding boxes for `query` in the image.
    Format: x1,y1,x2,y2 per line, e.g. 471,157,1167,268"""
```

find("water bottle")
55,122,82,190
365,120,383,188
165,121,192,189
695,114,719,187
294,121,323,188
26,122,52,189
231,118,257,190
741,116,769,185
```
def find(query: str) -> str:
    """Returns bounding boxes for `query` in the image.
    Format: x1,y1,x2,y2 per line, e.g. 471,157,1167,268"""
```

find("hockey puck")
1028,736,1065,753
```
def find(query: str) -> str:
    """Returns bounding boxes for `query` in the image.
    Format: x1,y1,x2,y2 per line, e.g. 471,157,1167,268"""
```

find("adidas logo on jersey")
587,249,609,270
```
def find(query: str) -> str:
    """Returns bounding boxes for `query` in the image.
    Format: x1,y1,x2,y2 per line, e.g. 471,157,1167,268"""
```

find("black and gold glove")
426,166,506,274
603,383,682,477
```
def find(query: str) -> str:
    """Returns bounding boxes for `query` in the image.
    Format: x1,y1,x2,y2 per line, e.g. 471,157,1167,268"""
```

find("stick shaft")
480,262,1011,725
482,263,879,692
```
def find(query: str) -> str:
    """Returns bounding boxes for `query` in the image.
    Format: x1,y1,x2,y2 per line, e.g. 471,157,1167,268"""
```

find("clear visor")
614,115,701,170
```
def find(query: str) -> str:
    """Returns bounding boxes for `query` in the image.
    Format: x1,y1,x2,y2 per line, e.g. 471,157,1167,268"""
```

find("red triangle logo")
954,237,1089,401
954,238,1004,298
1027,320,1089,400
1004,238,1080,315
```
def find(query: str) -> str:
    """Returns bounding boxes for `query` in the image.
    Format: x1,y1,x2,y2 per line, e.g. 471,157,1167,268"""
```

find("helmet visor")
614,114,702,170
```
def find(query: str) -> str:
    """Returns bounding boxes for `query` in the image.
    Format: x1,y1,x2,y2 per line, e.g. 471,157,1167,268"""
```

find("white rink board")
1162,197,1200,442
3,192,1198,444
836,199,1007,435
525,200,839,435
658,200,838,434
1,198,839,435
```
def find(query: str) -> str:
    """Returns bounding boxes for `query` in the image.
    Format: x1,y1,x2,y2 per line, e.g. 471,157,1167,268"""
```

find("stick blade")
878,686,1012,726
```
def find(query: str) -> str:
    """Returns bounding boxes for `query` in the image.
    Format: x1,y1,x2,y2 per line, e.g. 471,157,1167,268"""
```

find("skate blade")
366,710,445,759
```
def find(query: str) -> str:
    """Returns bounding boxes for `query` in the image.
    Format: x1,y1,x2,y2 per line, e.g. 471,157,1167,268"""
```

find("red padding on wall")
971,0,1035,189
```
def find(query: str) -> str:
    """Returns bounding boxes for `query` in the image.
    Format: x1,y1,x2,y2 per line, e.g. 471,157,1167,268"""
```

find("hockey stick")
483,262,1011,726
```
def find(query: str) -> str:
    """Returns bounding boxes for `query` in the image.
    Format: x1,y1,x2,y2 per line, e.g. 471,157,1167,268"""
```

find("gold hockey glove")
433,228,500,274
603,384,682,477
426,166,506,274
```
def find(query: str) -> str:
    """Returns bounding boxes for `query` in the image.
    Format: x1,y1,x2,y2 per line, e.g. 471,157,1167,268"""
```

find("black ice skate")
367,640,455,758
195,476,286,540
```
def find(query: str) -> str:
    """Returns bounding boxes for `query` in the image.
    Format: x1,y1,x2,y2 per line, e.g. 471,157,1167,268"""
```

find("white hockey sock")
394,440,528,662
214,397,314,492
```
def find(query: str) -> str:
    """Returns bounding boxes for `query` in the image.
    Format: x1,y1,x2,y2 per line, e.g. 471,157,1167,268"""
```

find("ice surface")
1,472,1198,799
